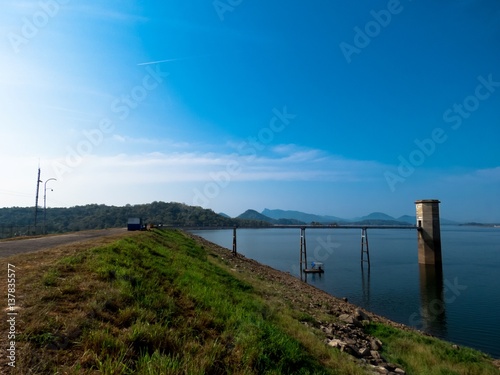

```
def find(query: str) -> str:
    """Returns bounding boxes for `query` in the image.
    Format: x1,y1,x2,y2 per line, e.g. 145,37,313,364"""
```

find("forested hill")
0,202,270,234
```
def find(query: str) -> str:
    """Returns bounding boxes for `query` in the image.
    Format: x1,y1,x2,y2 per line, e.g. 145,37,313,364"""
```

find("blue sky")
1,0,499,222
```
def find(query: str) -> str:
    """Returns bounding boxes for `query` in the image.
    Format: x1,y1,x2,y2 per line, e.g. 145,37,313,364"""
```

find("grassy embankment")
3,229,498,374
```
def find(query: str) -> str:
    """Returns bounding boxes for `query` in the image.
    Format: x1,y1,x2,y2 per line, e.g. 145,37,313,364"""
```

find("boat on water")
303,261,324,274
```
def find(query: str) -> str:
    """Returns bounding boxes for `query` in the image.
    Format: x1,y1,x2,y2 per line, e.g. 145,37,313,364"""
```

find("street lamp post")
43,178,57,234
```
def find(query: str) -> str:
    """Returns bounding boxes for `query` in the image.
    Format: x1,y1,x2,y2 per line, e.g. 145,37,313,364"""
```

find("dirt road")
0,228,127,258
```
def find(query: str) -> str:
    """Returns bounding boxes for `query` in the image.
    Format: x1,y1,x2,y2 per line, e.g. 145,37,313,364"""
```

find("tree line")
0,202,271,235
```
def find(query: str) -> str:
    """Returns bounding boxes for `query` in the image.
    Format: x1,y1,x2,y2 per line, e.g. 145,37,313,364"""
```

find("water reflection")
361,265,371,308
191,228,500,357
299,262,307,283
418,264,447,337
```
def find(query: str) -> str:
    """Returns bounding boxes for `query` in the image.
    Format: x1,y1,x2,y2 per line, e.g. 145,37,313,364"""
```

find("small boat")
303,261,324,274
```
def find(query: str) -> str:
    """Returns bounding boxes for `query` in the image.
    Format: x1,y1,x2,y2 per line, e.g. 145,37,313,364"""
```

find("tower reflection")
418,264,447,337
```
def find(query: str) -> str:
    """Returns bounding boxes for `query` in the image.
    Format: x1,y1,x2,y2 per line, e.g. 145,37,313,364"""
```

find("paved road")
0,228,127,258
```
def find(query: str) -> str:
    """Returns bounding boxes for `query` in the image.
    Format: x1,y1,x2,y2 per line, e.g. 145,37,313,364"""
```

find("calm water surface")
191,226,500,358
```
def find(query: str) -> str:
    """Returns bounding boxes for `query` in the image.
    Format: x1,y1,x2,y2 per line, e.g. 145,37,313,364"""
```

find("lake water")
191,226,500,358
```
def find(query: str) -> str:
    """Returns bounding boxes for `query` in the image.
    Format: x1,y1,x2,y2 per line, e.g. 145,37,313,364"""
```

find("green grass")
14,230,358,374
9,229,499,374
366,323,499,375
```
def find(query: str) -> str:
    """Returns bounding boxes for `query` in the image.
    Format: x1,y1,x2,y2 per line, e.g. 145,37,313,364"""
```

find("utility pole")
34,166,42,232
43,178,57,234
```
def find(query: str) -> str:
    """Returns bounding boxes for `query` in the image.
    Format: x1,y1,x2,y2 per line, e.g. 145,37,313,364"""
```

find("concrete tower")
415,199,442,265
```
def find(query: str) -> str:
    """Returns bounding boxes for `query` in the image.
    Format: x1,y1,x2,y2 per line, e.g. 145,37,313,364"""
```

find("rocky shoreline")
189,232,416,374
318,311,406,374
190,232,500,373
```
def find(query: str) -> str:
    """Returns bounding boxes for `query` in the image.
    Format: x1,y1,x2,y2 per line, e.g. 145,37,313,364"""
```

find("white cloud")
111,134,191,149
64,4,149,24
2,149,499,222
0,145,391,205
43,145,390,187
439,166,500,184
474,166,500,181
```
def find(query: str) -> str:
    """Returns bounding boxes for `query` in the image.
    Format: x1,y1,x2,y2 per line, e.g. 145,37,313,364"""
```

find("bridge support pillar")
415,200,442,265
299,227,307,274
360,227,370,267
232,226,237,255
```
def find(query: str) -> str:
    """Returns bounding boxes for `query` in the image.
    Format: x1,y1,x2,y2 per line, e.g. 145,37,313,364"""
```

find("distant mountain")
440,218,461,225
218,212,231,218
261,209,344,224
357,212,396,221
396,215,459,225
274,218,306,225
261,208,460,226
346,212,412,226
350,219,413,226
460,222,500,227
237,209,274,223
238,210,306,225
397,215,416,225
261,209,411,225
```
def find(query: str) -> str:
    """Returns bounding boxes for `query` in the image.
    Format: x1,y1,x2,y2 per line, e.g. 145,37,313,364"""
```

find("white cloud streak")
1,150,498,223
47,145,388,185
64,4,149,24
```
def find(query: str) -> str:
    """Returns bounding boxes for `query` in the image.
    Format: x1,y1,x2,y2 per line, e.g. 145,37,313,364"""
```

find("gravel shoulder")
0,228,127,259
